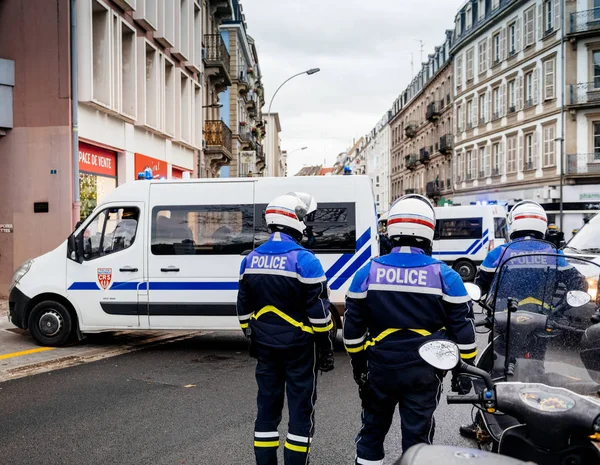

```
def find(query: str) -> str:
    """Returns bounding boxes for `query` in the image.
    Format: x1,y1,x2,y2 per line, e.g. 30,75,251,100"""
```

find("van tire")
454,260,476,282
28,300,74,347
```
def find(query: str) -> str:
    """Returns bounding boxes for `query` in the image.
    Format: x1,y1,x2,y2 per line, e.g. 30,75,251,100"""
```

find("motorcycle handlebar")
447,394,481,404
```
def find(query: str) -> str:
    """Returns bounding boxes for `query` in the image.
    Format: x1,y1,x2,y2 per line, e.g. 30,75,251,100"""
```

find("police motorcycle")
419,250,600,464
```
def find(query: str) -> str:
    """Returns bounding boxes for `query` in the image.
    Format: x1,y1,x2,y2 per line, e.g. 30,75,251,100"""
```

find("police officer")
344,194,477,464
237,192,335,465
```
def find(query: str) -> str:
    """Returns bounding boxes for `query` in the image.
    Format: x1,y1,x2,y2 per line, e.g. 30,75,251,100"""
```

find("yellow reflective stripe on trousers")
254,440,280,448
284,441,310,453
460,350,478,360
251,306,315,334
240,323,248,329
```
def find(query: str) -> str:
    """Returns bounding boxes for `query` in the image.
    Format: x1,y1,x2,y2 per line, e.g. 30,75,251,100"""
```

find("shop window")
82,207,140,260
163,56,176,137
122,21,136,118
92,0,111,107
254,203,357,254
151,205,254,255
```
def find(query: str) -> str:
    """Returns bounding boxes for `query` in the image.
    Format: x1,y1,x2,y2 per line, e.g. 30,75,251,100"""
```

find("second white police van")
8,176,377,346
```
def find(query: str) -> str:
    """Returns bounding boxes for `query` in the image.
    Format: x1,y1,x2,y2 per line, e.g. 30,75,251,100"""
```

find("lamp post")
267,68,320,116
288,147,308,156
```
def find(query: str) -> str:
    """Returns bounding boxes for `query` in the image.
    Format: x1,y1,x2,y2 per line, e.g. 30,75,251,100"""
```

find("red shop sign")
79,142,117,177
172,167,191,179
135,153,168,179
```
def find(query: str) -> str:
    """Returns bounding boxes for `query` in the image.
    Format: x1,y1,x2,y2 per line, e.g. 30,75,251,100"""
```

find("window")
524,7,535,47
479,93,486,124
594,51,600,89
507,135,517,172
525,133,534,170
192,2,202,70
435,218,483,240
542,59,555,100
493,143,501,174
254,203,356,253
457,104,463,131
179,71,192,144
163,56,175,137
478,39,487,74
593,122,600,158
492,0,500,10
479,146,486,177
145,42,160,129
543,124,556,166
467,100,473,127
121,22,136,118
544,0,554,32
152,205,254,255
494,217,508,240
177,0,190,60
525,71,534,107
467,150,473,179
508,79,516,111
509,22,517,55
493,87,500,119
92,1,111,107
81,207,140,260
456,55,463,87
466,6,472,29
156,0,175,47
466,48,474,80
493,33,501,63
478,0,485,19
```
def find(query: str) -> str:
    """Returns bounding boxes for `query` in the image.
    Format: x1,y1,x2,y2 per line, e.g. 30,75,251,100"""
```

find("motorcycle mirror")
566,290,591,308
464,282,482,301
418,340,460,371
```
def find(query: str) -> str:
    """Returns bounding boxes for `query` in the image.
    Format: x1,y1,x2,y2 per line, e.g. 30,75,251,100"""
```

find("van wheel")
28,300,74,347
454,260,476,282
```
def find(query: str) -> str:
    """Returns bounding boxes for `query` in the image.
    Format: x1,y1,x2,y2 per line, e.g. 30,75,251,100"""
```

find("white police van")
8,176,378,346
432,205,508,281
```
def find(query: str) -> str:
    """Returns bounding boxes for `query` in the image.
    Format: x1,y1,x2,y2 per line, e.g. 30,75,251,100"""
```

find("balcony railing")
446,178,451,188
426,102,441,121
570,7,600,34
406,155,418,170
405,188,417,195
419,148,430,164
426,181,441,198
405,122,418,138
204,34,231,80
205,120,232,153
570,82,600,105
567,153,600,175
439,134,454,154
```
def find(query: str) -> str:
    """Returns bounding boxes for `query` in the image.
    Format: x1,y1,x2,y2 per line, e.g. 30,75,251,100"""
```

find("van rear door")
146,181,254,329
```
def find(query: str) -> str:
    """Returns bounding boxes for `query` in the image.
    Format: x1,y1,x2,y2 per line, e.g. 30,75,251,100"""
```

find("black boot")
459,422,477,439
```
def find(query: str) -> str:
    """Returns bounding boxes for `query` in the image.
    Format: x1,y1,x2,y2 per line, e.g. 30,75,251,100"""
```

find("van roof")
100,175,372,204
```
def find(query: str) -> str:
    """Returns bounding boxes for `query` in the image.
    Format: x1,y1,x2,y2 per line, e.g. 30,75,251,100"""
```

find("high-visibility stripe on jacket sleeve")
309,314,333,333
344,332,367,353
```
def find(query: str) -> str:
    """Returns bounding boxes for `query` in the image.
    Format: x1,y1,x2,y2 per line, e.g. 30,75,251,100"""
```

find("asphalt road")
0,333,477,465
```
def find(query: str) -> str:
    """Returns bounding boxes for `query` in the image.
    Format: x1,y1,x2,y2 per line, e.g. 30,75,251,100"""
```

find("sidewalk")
0,299,7,317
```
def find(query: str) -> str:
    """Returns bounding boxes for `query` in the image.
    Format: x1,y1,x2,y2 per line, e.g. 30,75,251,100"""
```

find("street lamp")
288,147,308,156
267,68,321,116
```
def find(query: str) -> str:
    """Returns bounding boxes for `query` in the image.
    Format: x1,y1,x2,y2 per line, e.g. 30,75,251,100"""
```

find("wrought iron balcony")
405,155,418,170
567,153,600,175
426,102,441,122
405,122,418,138
570,7,600,34
204,120,232,171
419,148,430,164
208,0,233,19
426,181,441,198
439,134,454,154
569,82,600,106
204,34,232,91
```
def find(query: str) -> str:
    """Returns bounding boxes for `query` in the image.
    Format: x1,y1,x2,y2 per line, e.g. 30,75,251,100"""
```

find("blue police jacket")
343,246,477,370
236,232,333,349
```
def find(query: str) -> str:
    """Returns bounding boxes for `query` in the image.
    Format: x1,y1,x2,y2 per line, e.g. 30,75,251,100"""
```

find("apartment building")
390,31,455,206
219,3,266,178
451,0,600,237
0,0,236,295
363,112,392,213
264,113,286,177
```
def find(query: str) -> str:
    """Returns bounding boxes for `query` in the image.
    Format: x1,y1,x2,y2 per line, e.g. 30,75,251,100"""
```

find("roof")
319,167,333,176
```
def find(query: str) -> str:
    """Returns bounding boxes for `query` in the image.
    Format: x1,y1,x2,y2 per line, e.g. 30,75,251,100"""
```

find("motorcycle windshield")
489,250,600,396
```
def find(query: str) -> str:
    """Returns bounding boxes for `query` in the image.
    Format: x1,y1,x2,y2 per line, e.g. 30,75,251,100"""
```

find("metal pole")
71,0,80,224
559,0,566,231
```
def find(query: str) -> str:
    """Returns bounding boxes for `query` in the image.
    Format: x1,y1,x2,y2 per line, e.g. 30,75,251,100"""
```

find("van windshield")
494,217,508,240
567,213,600,253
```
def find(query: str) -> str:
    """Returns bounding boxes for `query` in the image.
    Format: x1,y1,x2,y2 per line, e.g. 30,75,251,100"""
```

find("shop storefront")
135,153,167,180
172,166,192,179
79,142,118,220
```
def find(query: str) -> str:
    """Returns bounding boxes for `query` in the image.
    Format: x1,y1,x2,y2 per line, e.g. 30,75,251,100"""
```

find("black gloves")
451,373,473,395
318,348,335,373
244,327,256,358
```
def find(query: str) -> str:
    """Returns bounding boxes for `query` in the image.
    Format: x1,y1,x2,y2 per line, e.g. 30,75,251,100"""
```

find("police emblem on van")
97,268,112,290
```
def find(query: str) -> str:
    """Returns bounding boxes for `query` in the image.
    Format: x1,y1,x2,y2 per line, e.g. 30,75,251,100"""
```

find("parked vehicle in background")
564,212,600,260
8,176,378,346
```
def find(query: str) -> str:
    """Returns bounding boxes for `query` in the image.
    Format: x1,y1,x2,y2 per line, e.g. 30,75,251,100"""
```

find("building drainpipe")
559,0,566,231
71,0,80,225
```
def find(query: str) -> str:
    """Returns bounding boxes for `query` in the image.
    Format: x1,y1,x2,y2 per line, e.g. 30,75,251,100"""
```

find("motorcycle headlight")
10,260,33,290
587,277,598,302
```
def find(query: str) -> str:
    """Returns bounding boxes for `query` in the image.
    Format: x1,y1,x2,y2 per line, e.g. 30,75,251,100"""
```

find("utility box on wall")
0,58,15,132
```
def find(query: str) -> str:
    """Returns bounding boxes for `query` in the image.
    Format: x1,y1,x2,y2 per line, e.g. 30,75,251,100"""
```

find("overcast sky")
240,0,463,176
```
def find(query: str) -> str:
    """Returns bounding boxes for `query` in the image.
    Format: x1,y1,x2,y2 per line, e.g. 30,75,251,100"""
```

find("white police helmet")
387,194,436,242
508,200,547,239
265,192,317,237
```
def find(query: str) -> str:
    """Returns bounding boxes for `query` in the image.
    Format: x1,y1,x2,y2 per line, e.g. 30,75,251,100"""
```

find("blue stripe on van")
432,229,489,257
471,236,489,255
325,254,354,281
356,228,371,251
148,282,239,291
109,282,140,291
68,282,100,290
329,246,372,291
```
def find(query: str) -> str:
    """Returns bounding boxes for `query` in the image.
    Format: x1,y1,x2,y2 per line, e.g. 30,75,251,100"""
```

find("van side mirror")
68,233,85,264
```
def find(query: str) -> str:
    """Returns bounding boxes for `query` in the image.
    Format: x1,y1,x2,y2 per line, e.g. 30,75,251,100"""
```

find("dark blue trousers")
253,343,318,465
355,364,443,464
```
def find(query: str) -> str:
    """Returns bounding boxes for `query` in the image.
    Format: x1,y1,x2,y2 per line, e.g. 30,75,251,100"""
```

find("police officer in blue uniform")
344,194,477,464
237,192,335,465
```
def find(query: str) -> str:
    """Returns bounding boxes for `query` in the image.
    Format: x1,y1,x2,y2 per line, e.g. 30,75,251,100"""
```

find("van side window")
437,218,483,240
151,205,254,255
254,202,357,254
81,207,139,260
494,217,508,240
